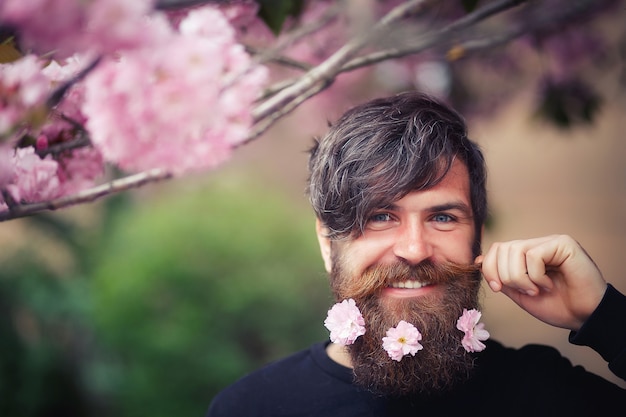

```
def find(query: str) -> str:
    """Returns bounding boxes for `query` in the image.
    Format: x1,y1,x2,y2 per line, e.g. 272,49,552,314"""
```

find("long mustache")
334,260,481,301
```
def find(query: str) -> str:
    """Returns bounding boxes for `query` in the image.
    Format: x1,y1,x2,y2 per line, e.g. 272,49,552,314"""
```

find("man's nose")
392,221,433,265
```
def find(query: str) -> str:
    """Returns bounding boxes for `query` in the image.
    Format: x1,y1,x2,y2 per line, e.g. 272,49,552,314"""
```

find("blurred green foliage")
0,177,331,417
0,253,92,417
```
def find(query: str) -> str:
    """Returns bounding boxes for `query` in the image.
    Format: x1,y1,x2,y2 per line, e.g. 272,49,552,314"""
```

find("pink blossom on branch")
0,55,50,136
382,320,423,362
0,55,106,208
0,0,157,59
55,147,105,197
324,299,366,345
2,147,61,205
0,144,104,209
41,56,90,129
82,6,268,176
456,308,490,353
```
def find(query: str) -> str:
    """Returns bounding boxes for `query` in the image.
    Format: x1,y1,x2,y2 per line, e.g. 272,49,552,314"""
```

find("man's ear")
315,218,332,273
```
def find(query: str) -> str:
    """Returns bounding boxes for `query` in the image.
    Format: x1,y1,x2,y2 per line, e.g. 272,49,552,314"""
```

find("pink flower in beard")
456,308,490,352
382,320,423,362
324,299,366,345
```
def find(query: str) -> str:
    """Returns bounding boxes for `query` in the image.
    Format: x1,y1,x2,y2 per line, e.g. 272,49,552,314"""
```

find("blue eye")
433,213,455,223
366,212,396,231
370,213,392,222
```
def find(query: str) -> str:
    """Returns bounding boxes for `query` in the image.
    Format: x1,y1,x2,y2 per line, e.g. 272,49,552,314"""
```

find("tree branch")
248,1,341,68
340,0,528,73
244,79,332,144
251,0,431,129
155,0,228,10
0,169,173,221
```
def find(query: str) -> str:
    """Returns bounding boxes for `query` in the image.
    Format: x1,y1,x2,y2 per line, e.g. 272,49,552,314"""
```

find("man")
207,92,626,416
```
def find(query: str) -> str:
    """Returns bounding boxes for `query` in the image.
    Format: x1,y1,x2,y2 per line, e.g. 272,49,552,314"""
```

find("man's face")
318,159,476,300
317,160,482,396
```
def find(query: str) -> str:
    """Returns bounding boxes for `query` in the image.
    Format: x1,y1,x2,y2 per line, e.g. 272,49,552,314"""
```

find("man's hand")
476,235,607,332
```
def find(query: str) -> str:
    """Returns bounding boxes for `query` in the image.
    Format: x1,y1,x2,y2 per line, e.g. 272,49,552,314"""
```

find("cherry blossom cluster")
324,298,490,362
0,0,268,210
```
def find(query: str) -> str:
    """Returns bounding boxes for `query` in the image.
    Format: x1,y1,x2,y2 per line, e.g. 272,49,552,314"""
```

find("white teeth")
390,280,428,289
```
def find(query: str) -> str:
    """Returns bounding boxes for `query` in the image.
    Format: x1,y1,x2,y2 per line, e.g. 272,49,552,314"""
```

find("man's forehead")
378,160,471,206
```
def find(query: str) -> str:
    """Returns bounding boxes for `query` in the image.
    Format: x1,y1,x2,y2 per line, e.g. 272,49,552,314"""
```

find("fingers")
479,236,559,296
478,235,607,331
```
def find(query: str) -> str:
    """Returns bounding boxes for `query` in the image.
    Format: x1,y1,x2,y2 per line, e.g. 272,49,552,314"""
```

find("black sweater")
207,285,626,417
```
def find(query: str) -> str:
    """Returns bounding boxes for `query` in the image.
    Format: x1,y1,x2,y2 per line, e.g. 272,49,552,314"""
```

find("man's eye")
369,213,392,223
433,213,455,223
366,212,396,231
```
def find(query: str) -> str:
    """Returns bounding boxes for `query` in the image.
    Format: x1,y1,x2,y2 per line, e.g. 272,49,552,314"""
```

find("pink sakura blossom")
0,0,156,59
55,147,105,196
324,299,366,345
0,55,49,136
0,54,106,208
2,147,61,205
219,1,274,45
41,56,89,127
0,145,104,210
456,308,490,353
83,5,268,176
382,320,423,362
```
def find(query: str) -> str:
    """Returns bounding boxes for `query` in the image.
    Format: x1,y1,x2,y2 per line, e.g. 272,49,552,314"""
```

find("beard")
330,257,483,397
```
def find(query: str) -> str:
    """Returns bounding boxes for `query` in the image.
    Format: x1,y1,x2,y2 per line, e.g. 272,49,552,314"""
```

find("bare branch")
155,0,228,10
0,169,173,221
1,189,18,210
445,27,527,61
249,1,342,68
246,45,313,72
251,0,431,129
36,132,91,158
340,0,528,73
244,79,332,144
439,0,527,36
46,56,101,109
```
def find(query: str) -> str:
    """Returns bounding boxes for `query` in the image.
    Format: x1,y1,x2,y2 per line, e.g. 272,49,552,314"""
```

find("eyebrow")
427,202,473,218
380,201,473,217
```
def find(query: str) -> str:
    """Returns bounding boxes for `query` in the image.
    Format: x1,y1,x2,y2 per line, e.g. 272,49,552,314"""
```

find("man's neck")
326,342,354,368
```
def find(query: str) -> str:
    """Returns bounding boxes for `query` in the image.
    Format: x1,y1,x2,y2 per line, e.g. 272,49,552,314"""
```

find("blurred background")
1,1,626,416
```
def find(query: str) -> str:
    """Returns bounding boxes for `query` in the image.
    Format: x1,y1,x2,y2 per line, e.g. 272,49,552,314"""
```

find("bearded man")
207,92,626,416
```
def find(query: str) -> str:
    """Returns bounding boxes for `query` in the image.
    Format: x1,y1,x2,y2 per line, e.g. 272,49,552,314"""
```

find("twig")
246,45,313,72
1,189,18,210
155,0,227,10
35,132,91,158
251,0,430,127
0,169,173,221
340,0,528,73
249,1,342,68
243,79,332,144
46,56,101,109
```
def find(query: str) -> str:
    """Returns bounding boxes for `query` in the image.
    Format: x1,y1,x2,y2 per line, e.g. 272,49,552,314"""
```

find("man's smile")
383,281,437,298
389,280,430,289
